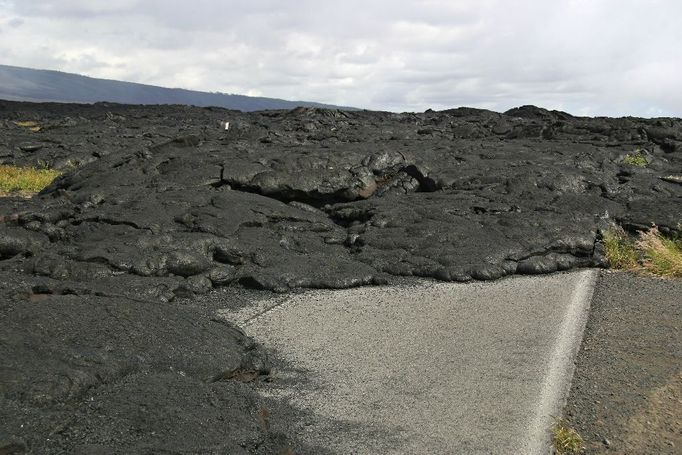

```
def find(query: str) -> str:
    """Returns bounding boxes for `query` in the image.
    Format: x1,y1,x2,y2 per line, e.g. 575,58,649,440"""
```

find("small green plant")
603,227,638,270
553,420,584,454
0,165,60,195
636,226,682,277
623,150,648,167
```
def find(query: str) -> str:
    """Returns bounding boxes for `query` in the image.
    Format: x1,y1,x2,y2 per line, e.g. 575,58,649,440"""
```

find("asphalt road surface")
220,269,598,454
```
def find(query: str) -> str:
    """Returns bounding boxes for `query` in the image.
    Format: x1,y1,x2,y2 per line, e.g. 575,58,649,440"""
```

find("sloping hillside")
0,64,355,111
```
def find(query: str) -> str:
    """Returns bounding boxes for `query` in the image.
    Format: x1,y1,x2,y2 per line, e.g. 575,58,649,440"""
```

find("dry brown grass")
636,226,682,277
12,120,42,132
0,165,60,195
604,225,682,278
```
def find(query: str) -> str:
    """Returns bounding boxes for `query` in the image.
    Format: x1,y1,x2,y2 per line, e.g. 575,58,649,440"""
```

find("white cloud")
0,0,680,116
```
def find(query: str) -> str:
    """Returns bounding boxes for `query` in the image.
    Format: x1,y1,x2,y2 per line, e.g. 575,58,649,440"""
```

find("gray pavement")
220,269,598,454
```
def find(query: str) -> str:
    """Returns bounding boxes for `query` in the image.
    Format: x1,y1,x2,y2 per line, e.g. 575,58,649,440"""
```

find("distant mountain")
0,64,356,111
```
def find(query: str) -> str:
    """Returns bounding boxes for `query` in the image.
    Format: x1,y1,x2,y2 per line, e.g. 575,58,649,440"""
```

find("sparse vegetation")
13,120,42,132
604,225,682,277
623,150,648,167
636,226,682,277
553,420,584,455
0,165,60,195
603,227,639,270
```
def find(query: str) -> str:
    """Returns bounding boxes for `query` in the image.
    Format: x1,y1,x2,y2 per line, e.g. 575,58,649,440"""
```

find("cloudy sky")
0,0,680,116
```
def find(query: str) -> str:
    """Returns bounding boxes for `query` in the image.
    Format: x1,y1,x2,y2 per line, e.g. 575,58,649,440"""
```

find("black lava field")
1,100,680,453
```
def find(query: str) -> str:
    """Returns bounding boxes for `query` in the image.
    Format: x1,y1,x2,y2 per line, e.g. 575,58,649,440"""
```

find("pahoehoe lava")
1,100,680,453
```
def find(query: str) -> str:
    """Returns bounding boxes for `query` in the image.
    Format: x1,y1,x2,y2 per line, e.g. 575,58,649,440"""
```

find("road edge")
525,269,599,454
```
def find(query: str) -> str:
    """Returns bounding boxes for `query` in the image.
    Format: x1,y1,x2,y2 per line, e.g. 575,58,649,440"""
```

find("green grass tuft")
553,421,584,455
623,150,648,167
603,227,639,270
0,165,60,195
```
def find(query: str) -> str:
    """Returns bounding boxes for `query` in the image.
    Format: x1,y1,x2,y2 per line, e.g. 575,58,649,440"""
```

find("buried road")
1,101,681,453
220,270,598,454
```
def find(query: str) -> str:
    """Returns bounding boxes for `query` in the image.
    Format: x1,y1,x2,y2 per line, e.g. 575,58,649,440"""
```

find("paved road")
221,270,598,454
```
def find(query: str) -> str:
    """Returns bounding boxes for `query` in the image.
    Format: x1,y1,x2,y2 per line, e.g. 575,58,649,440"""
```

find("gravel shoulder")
563,270,682,454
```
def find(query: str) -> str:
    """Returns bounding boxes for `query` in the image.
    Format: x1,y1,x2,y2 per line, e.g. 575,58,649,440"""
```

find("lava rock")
0,100,680,453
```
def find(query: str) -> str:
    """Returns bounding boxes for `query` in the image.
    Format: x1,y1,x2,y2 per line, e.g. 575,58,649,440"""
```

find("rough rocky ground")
0,100,681,453
564,271,682,454
0,276,310,454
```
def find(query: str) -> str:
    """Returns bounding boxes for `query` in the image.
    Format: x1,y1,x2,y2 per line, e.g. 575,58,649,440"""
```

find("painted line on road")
524,269,598,454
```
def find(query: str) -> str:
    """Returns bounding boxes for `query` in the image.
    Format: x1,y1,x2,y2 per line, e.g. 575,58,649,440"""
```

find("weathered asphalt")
220,269,598,454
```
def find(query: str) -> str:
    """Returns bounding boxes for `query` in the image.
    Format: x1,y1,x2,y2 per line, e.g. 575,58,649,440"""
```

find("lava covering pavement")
0,101,680,453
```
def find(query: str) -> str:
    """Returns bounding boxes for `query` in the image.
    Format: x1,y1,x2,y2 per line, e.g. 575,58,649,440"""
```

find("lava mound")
1,102,680,296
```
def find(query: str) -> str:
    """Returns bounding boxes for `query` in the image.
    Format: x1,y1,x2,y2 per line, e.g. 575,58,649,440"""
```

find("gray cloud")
0,0,680,116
